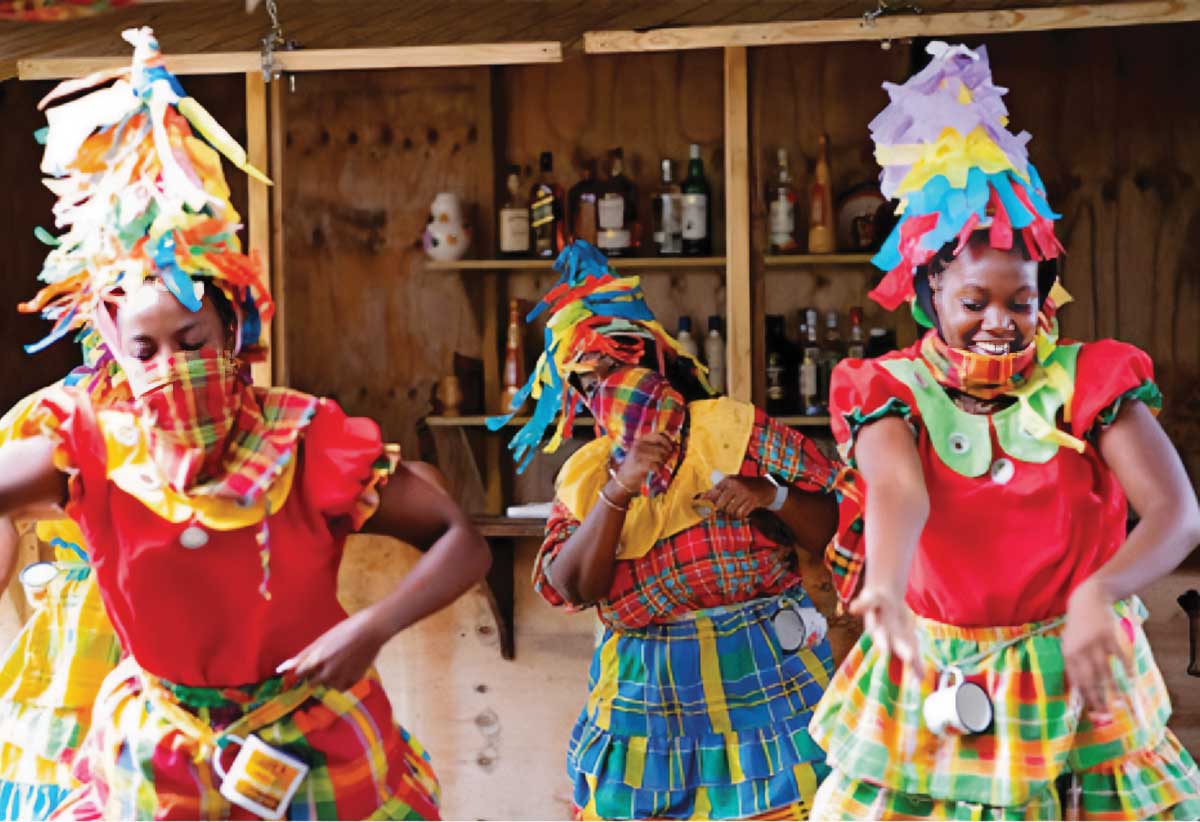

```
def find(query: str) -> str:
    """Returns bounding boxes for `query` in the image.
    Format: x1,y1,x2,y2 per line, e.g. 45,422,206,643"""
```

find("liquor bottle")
676,316,700,360
498,164,530,257
807,134,835,254
801,308,823,415
500,299,525,412
765,314,791,415
767,148,799,253
567,158,599,246
865,326,898,359
681,144,712,256
818,310,844,409
530,151,564,258
847,306,866,360
652,158,683,256
704,315,726,394
597,148,637,256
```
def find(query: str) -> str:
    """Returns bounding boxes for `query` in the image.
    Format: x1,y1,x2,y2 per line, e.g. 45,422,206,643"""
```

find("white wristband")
764,474,788,512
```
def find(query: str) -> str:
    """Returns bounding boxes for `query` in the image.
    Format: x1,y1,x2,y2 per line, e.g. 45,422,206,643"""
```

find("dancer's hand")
698,476,777,519
278,609,387,692
850,587,923,678
611,432,675,497
1063,579,1133,716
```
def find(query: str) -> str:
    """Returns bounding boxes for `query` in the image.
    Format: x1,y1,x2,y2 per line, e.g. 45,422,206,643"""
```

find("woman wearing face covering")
0,29,489,820
808,42,1200,820
489,242,862,820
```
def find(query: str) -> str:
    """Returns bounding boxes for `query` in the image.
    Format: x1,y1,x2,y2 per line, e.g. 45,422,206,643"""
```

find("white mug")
923,666,993,736
19,561,59,611
214,734,309,820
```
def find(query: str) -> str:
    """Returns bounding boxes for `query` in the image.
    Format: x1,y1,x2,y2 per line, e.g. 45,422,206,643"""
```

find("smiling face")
929,242,1040,355
116,281,231,376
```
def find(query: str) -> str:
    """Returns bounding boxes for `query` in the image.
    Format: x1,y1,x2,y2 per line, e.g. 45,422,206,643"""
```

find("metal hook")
862,0,923,28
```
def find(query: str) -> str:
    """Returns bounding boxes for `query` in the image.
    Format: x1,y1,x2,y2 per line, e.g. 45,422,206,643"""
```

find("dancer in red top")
0,28,488,820
809,41,1200,820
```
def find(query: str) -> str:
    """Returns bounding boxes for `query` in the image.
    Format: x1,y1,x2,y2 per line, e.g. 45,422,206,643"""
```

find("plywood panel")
280,67,493,458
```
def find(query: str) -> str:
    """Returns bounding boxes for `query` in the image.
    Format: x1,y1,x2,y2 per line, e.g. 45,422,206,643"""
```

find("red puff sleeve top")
38,390,386,687
829,338,1159,627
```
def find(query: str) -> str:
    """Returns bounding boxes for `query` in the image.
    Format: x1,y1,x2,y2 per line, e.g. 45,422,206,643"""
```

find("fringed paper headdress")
487,241,711,471
19,26,273,369
868,41,1064,324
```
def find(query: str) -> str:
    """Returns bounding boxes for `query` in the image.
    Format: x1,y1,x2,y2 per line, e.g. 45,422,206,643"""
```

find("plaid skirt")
50,658,440,821
0,564,121,821
570,588,834,820
809,597,1200,820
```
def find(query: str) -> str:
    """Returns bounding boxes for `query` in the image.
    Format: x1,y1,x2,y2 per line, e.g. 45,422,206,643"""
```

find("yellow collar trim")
556,398,756,560
99,409,295,530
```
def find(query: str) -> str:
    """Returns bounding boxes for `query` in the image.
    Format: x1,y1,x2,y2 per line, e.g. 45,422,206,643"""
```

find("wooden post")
723,46,752,403
268,78,289,386
245,72,272,386
482,272,503,514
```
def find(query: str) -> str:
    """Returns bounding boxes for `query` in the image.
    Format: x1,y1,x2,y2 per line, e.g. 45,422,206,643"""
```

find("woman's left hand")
1062,578,1133,716
277,609,387,692
699,476,778,519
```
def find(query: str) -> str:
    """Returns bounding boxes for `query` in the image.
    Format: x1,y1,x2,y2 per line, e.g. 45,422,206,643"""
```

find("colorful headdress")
868,41,1064,323
19,26,273,372
487,241,710,470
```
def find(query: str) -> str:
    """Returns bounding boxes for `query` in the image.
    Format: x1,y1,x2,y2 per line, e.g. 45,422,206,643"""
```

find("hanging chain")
260,0,298,83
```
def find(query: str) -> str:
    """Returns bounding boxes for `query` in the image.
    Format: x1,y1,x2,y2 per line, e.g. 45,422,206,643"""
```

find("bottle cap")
826,310,838,327
778,147,788,165
689,144,701,159
539,151,552,170
707,315,723,333
678,316,692,332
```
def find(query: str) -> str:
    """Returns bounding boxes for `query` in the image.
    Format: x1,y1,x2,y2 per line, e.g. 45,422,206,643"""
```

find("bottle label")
682,194,707,240
766,354,784,401
597,228,631,250
499,209,530,252
769,198,795,235
848,343,865,360
800,361,817,398
531,194,555,229
655,194,682,253
598,194,625,230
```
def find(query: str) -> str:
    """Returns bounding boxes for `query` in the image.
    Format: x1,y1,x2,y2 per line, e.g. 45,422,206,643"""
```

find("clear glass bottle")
652,158,683,256
801,308,823,415
847,306,866,360
676,315,699,360
818,310,844,410
530,151,564,258
681,144,711,256
768,148,799,253
498,164,530,257
766,314,791,415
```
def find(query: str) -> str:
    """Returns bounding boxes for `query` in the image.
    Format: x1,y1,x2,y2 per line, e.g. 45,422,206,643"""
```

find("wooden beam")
583,0,1200,52
268,78,288,386
18,41,562,80
245,72,272,387
723,46,752,404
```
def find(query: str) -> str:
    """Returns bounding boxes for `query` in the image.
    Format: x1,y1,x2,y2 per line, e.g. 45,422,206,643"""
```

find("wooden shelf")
472,515,546,538
773,415,831,426
763,253,874,267
426,415,595,428
425,256,726,271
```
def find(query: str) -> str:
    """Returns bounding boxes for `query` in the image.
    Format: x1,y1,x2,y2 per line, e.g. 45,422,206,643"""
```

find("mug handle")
213,734,247,781
937,666,963,691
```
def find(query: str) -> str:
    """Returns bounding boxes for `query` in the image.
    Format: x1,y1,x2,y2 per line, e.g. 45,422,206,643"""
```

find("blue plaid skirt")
568,588,834,819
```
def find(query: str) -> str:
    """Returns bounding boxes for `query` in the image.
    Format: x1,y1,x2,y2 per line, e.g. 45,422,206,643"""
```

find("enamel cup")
215,734,309,820
19,561,59,610
923,666,993,736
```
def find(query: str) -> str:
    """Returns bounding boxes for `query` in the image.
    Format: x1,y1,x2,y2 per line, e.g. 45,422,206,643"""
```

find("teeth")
974,341,1009,355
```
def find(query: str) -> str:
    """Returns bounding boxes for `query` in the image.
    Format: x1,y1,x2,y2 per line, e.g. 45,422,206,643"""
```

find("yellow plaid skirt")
808,598,1200,820
0,561,122,820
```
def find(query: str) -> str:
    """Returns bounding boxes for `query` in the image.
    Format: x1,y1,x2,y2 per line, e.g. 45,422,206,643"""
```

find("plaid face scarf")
919,331,1037,400
586,367,686,498
133,348,245,493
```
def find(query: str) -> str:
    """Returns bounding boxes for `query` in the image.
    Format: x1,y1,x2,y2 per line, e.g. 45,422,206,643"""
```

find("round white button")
989,458,1015,485
948,432,971,454
179,526,209,549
